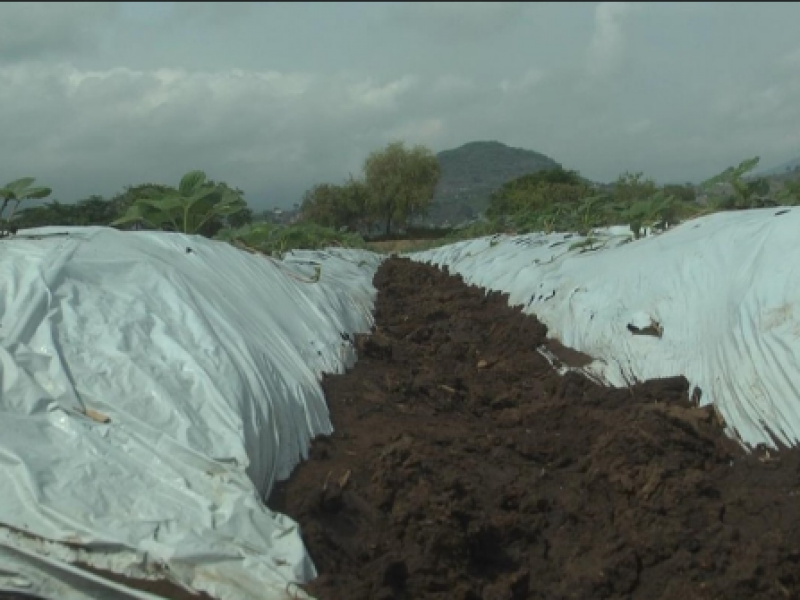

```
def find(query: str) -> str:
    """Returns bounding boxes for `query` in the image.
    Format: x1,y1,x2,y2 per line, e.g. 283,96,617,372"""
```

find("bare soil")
271,257,800,600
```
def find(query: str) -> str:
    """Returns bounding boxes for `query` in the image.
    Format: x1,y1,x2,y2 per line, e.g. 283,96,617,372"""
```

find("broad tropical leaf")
179,171,207,196
3,178,36,196
21,186,52,200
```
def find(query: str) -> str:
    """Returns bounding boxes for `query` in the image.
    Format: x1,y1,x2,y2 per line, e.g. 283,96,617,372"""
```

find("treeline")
1,140,442,242
4,147,799,250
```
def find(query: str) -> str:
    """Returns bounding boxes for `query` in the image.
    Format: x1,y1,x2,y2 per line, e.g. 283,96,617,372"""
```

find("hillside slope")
428,141,562,224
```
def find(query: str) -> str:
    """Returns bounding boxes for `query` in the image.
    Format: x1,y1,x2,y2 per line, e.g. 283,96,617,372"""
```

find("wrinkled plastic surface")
0,227,383,599
411,208,800,450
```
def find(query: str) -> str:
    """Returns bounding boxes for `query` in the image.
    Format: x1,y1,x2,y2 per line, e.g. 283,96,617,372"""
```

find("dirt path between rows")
270,257,800,600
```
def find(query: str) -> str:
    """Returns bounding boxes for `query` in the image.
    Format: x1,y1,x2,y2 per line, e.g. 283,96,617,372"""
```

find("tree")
363,141,440,235
486,168,589,218
300,176,373,232
300,183,349,229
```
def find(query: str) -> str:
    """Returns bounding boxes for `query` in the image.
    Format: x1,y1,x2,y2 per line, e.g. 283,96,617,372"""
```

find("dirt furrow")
271,257,800,600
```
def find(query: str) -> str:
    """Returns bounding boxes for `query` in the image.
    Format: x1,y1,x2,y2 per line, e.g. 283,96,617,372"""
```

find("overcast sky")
2,2,799,208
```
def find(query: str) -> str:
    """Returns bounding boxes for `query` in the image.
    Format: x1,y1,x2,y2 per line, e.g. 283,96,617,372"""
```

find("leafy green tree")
300,176,372,232
300,183,349,229
363,141,441,235
486,168,589,218
111,170,248,236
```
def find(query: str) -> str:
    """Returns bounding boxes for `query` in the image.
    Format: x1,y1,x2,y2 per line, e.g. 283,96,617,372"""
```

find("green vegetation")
1,171,364,259
300,177,370,232
485,168,590,219
4,145,799,260
364,142,440,235
476,166,705,240
300,141,441,236
0,177,52,237
430,141,563,224
700,156,783,209
215,221,366,258
111,170,248,235
778,179,800,205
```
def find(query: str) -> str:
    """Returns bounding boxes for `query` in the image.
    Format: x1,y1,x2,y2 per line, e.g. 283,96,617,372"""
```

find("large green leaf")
110,207,148,227
178,171,207,196
3,178,36,196
185,186,219,209
110,214,149,227
21,186,52,200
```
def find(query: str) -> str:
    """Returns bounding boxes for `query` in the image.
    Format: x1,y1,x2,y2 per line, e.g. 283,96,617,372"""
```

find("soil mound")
271,258,800,600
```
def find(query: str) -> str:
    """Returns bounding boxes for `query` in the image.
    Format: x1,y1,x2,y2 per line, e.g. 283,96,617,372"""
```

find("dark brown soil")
270,257,800,600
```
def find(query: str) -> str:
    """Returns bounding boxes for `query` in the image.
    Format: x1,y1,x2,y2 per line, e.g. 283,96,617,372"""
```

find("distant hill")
427,141,563,225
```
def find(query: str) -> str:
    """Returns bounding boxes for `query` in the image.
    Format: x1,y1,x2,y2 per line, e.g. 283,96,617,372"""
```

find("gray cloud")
1,2,799,208
385,2,528,41
0,3,118,62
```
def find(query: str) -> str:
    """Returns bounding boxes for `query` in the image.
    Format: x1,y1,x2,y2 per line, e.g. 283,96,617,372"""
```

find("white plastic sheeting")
0,227,383,599
411,208,800,450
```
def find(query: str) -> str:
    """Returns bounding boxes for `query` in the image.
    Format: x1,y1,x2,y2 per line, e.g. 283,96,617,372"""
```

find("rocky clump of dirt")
270,257,800,600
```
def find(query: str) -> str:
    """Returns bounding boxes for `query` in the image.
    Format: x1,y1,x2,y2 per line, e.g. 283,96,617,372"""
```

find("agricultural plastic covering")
411,208,800,450
0,227,383,600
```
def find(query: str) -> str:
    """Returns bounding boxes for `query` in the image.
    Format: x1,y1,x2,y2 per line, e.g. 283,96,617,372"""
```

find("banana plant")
111,170,247,235
0,177,52,237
